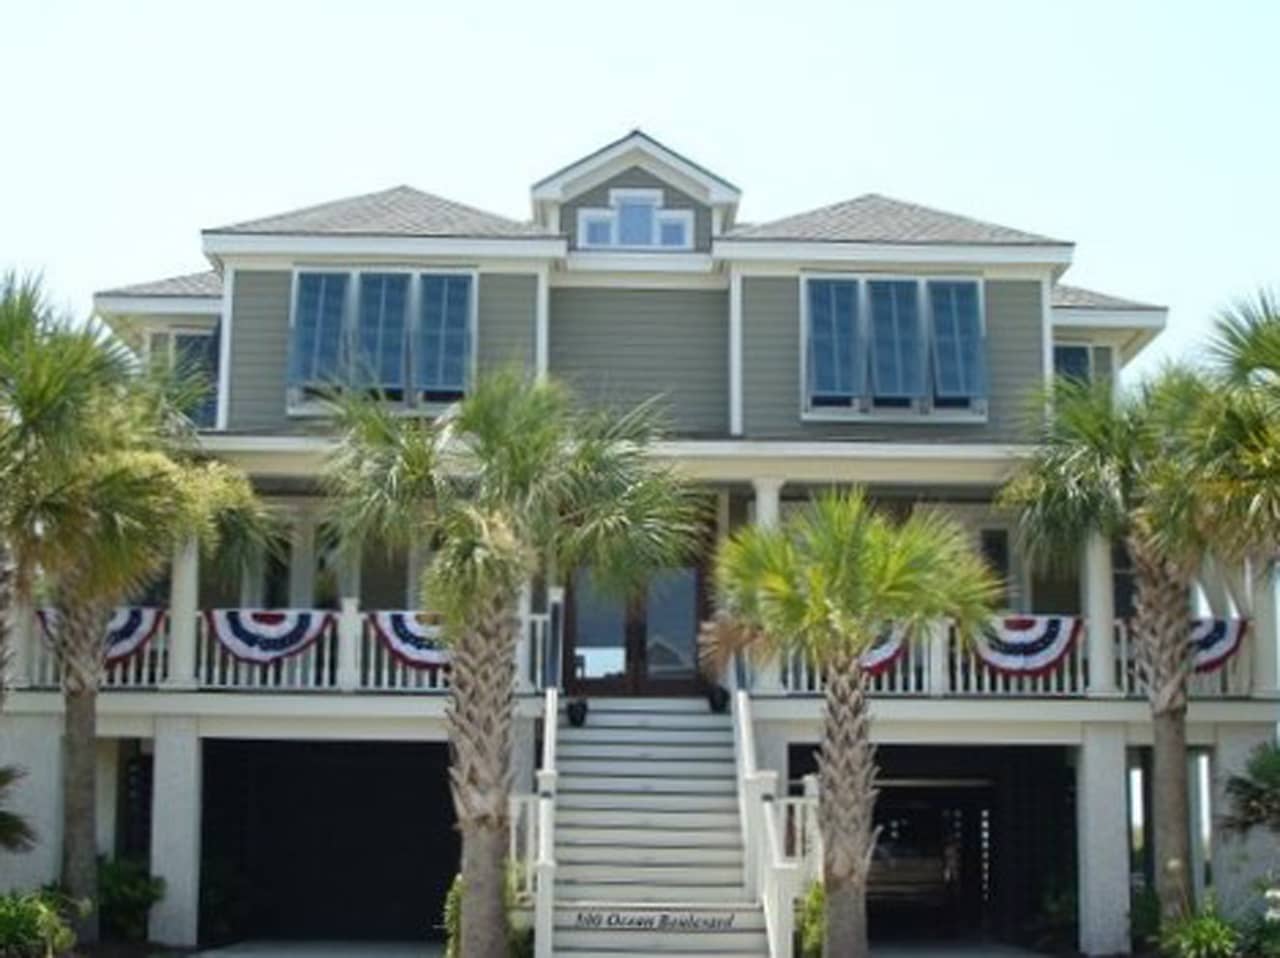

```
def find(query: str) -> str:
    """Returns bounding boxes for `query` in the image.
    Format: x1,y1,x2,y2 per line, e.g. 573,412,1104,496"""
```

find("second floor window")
147,327,220,428
289,270,474,407
577,188,694,250
1053,343,1113,385
804,275,986,416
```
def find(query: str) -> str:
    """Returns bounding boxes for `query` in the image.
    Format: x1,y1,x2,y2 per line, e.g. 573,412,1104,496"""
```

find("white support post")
239,543,264,608
95,739,118,858
729,268,744,436
1076,723,1131,956
534,266,550,382
1187,750,1208,907
1082,532,1118,697
149,717,201,947
926,619,950,695
336,597,362,692
6,598,34,689
287,510,317,609
751,479,785,693
516,581,534,693
1250,560,1278,698
166,537,199,689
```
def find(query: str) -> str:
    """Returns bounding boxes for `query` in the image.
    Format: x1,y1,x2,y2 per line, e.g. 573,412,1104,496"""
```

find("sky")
2,0,1276,380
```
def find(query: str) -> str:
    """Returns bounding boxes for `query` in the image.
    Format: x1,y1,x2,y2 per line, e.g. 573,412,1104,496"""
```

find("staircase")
552,698,769,957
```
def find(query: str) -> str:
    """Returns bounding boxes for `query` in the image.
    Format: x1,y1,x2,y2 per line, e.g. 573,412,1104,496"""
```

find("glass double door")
564,565,707,696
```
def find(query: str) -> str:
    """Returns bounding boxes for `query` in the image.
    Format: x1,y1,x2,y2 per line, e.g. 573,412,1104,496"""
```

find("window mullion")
407,274,421,406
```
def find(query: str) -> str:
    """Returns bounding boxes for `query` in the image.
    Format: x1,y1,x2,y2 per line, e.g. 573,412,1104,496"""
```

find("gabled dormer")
530,130,741,254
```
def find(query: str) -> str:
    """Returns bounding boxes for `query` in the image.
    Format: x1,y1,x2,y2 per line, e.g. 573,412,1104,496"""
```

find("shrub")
797,881,823,958
1132,884,1163,950
98,857,164,942
0,890,76,957
1159,901,1240,958
444,866,532,958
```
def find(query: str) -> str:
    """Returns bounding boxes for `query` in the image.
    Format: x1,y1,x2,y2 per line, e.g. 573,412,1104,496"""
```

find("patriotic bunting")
370,611,450,669
205,609,332,664
38,606,166,663
860,626,907,675
973,616,1082,676
1190,618,1248,673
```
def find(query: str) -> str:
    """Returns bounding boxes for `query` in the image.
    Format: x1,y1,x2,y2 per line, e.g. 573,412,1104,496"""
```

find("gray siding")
549,288,728,436
227,271,539,433
742,278,1042,442
477,273,536,373
228,270,292,432
562,166,712,252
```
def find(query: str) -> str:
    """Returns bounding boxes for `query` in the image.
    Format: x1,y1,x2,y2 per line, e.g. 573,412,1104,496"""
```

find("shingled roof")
1050,283,1164,311
727,193,1068,246
98,269,222,299
206,185,551,239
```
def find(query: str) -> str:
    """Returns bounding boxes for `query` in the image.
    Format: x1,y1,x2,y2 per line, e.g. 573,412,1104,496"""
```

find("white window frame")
286,266,479,417
1052,340,1114,382
146,326,219,427
575,187,695,251
799,272,988,423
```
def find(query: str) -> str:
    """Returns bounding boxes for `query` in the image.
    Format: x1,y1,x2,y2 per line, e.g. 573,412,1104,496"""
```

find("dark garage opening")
789,745,1077,950
201,740,458,945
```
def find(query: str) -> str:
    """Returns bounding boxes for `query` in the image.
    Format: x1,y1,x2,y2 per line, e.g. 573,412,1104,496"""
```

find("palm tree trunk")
819,655,877,958
1129,536,1195,920
447,598,516,958
55,596,108,944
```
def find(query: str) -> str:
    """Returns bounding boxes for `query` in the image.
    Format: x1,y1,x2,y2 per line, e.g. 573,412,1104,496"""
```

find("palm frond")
0,766,36,852
1209,288,1280,385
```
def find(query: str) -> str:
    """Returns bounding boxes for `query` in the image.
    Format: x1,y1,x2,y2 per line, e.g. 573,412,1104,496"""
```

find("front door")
564,565,707,696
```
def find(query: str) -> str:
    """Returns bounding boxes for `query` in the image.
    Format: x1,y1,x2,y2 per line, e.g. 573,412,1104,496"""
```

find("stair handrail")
732,684,801,958
533,686,558,958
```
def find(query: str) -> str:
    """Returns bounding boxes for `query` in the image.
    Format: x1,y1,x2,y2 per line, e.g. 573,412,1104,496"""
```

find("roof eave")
93,293,223,317
201,231,568,260
712,238,1075,268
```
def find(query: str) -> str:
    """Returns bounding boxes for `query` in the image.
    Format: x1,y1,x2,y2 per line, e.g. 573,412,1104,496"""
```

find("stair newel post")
534,687,558,958
802,773,822,886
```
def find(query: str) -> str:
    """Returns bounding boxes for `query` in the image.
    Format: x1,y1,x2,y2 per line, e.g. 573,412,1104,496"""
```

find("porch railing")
195,614,340,691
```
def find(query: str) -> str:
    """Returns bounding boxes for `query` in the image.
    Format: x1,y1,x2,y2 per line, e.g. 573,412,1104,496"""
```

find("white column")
1082,532,1118,696
239,543,264,608
6,598,34,689
287,510,317,608
149,717,201,947
1076,723,1131,956
406,540,429,609
0,715,62,892
515,581,534,693
1211,724,1280,916
729,268,744,436
752,479,784,693
1250,560,1278,698
534,267,549,381
166,537,199,689
1198,557,1233,617
335,547,362,692
95,739,118,858
1187,750,1208,907
926,619,950,695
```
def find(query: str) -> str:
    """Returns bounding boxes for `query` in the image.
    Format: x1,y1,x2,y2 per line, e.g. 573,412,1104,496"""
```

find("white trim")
729,267,743,436
797,272,988,422
548,269,726,290
216,269,234,430
531,131,741,205
564,251,713,273
535,265,549,381
574,189,695,252
203,232,566,260
1052,307,1167,329
1041,276,1055,390
94,294,222,316
715,238,1074,268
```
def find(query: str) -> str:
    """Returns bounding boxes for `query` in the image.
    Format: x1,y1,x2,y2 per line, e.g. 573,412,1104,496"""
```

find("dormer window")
576,188,694,250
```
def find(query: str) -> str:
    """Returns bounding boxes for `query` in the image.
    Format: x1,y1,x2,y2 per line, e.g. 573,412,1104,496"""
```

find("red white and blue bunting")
205,609,332,664
860,626,907,675
1190,618,1248,674
38,606,166,663
974,616,1082,676
370,611,450,669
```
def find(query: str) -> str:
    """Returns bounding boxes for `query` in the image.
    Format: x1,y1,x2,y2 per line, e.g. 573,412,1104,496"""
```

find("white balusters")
194,612,339,691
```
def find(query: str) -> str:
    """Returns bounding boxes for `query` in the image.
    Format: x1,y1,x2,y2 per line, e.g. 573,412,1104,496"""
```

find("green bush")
1159,901,1240,958
0,890,76,957
797,881,823,958
1132,884,1163,950
443,867,532,958
98,857,164,942
1239,913,1280,958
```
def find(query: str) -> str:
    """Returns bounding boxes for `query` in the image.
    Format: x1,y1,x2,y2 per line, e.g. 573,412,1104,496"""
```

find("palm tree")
700,490,1000,958
0,274,272,940
0,766,36,854
1222,741,1280,836
324,370,703,958
999,372,1235,923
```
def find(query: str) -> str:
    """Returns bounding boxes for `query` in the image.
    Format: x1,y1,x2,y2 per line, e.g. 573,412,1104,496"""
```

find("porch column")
239,542,264,607
6,598,34,689
149,717,201,947
287,510,317,608
515,581,534,693
1076,723,1131,956
165,537,199,689
1211,724,1280,916
1250,560,1278,698
407,539,430,609
336,548,362,692
95,739,118,858
752,479,784,693
1082,532,1118,696
1198,557,1233,617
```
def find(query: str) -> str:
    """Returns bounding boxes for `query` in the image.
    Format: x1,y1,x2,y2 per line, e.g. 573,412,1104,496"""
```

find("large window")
147,327,220,428
1053,343,1113,385
288,269,474,408
803,275,986,417
577,188,694,250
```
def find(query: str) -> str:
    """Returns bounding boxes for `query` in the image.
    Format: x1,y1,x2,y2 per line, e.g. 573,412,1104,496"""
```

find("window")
147,327,220,428
288,270,474,409
802,275,986,418
1053,343,1114,385
576,188,693,250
